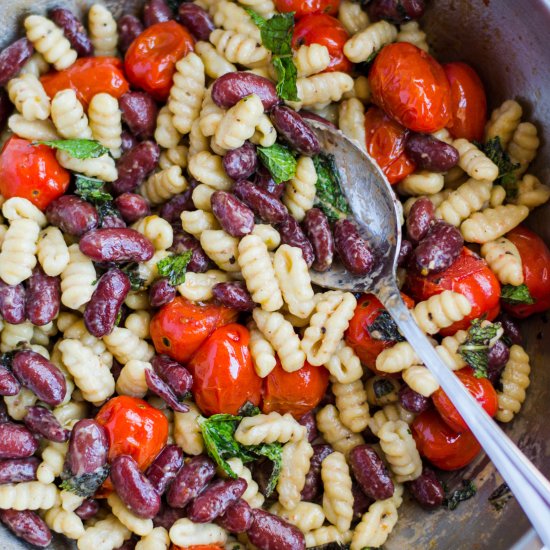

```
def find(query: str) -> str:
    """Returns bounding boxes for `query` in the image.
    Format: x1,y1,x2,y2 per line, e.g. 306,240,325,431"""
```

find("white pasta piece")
159,145,188,170
32,321,58,346
343,75,371,103
247,320,277,378
51,88,92,139
0,481,59,510
270,502,325,533
212,1,261,41
379,420,422,482
253,309,305,373
435,330,468,371
155,106,181,149
316,404,365,457
60,489,85,512
283,156,317,222
239,0,275,17
235,412,307,446
4,388,37,419
294,44,331,78
344,21,398,63
250,114,277,147
2,196,47,226
402,365,439,397
514,174,550,209
339,98,366,151
333,379,370,432
188,118,209,157
0,321,34,353
485,99,523,146
24,15,77,70
140,166,188,206
481,237,524,286
398,171,445,196
199,89,225,138
37,226,70,276
366,376,402,407
174,401,204,455
291,72,354,108
132,215,173,250
461,204,529,244
116,360,152,398
200,228,240,271
125,311,151,340
508,122,539,176
56,150,117,182
413,290,472,334
324,341,363,384
37,441,68,483
136,527,170,550
277,439,313,510
252,224,280,250
6,73,50,121
108,493,153,537
397,21,429,51
490,184,507,207
89,93,122,157
223,458,264,508
177,270,230,302
45,507,85,539
434,178,492,226
338,0,370,35
181,209,219,237
169,519,227,547
103,327,154,365
210,29,270,69
191,184,214,211
368,403,415,437
195,41,236,79
20,52,50,77
306,526,352,548
88,4,118,57
375,341,418,373
496,345,530,422
321,451,353,533
77,515,131,550
61,244,97,309
188,151,233,190
8,114,58,140
0,218,39,285
453,138,499,181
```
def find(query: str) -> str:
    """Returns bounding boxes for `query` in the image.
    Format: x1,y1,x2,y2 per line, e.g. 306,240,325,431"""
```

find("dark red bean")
12,350,66,406
212,282,255,312
143,0,173,26
212,72,279,111
80,228,155,262
302,208,334,272
0,509,52,547
352,482,373,520
278,216,315,267
121,130,139,153
0,366,20,397
187,478,247,523
153,502,185,530
301,444,333,501
413,220,463,275
216,498,252,533
0,401,9,423
166,456,216,509
102,213,127,229
46,195,98,236
0,457,39,484
349,445,394,501
169,231,210,273
66,419,109,477
0,422,38,459
117,15,144,54
49,8,93,57
334,219,374,275
248,509,305,550
406,197,434,243
25,267,60,326
0,281,26,324
270,105,321,156
112,141,160,195
399,386,431,413
407,467,444,508
145,444,184,495
254,165,284,198
223,142,258,181
398,239,413,267
144,369,189,413
115,193,151,223
487,340,510,385
151,355,193,398
298,411,317,443
75,499,100,520
111,455,161,519
497,313,523,346
159,190,194,223
119,92,159,139
211,191,255,237
300,109,337,129
0,89,14,131
369,0,426,23
233,180,288,224
23,406,69,442
405,133,459,172
178,3,215,40
84,269,131,337
149,278,177,307
0,38,34,88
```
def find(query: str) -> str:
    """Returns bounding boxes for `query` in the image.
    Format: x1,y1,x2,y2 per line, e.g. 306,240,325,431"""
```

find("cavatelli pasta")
434,178,492,226
247,320,277,378
188,151,233,190
490,184,507,207
210,29,271,69
56,150,117,181
435,330,468,371
8,114,58,140
201,229,240,272
6,73,50,121
191,184,215,211
343,21,398,63
306,526,352,548
294,44,331,77
378,420,422,482
238,0,276,17
115,360,152,398
140,166,188,205
396,21,429,51
507,122,539,176
514,174,550,209
485,99,523,146
0,218,40,285
461,204,529,243
321,451,354,533
177,270,230,302
181,210,220,237
195,41,237,79
453,139,499,181
235,412,307,446
174,401,204,456
199,89,225,137
338,0,370,35
368,403,416,437
4,388,37,419
37,441,68,483
88,92,122,157
155,106,181,150
169,518,227,547
324,341,363,384
270,502,325,533
2,196,47,226
496,345,531,422
277,439,313,510
283,156,317,222
77,515,131,550
0,481,59,510
333,379,370,433
291,72,354,108
250,114,277,147
103,327,154,365
316,404,365,457
50,89,91,139
223,457,265,508
398,171,445,196
88,4,118,57
402,365,440,397
413,290,472,334
376,341,419,373
60,244,97,309
338,98,366,151
20,52,50,77
159,145,188,170
480,237,524,286
53,400,88,430
132,215,173,250
0,321,34,353
45,507,85,539
136,527,170,550
212,1,262,42
107,493,153,537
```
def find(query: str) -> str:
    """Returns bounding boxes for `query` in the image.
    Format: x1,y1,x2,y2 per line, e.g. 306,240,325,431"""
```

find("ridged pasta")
210,29,270,69
291,72,354,108
107,493,153,537
283,156,317,222
37,441,68,483
59,490,85,512
56,150,117,182
45,507,85,539
88,4,118,57
60,244,97,309
434,178,492,226
485,99,523,146
333,379,370,432
188,151,233,190
6,73,50,121
508,122,539,176
239,0,276,17
321,451,354,533
398,171,445,196
132,215,173,250
0,481,59,510
339,98,366,150
53,400,88,429
8,114,58,140
191,184,215,211
155,106,181,149
453,139,499,181
378,420,422,482
316,404,365,457
252,224,280,250
115,360,152,398
461,204,529,244
174,401,204,456
294,44,331,77
0,321,34,353
169,518,227,547
136,527,170,550
343,75,371,103
0,218,39,285
77,515,131,550
480,237,524,286
51,89,92,140
402,365,439,397
514,174,550,209
223,457,265,508
159,145,188,170
140,166,188,206
212,1,261,42
88,93,122,157
376,341,419,373
396,21,429,51
181,209,219,237
103,327,154,365
343,21,398,63
20,52,50,77
369,403,416,437
4,388,37,419
201,229,240,272
277,439,313,510
435,330,468,370
496,345,530,422
235,412,307,446
195,41,237,79
270,502,325,533
199,89,225,137
124,311,151,340
250,114,277,147
413,290,472,334
306,526,352,548
490,184,507,207
324,341,363,384
338,0,370,35
248,320,277,378
2,196,47,226
177,270,230,302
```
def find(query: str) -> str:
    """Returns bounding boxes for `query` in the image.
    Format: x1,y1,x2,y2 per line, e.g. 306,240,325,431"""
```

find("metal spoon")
307,120,550,546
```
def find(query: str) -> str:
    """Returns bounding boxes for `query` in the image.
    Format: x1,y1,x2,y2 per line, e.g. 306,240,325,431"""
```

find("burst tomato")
262,359,329,417
125,21,194,101
364,106,416,184
504,226,550,317
292,14,352,73
369,42,452,133
443,62,487,141
407,247,501,335
150,298,238,363
275,0,340,18
188,324,262,416
411,409,481,470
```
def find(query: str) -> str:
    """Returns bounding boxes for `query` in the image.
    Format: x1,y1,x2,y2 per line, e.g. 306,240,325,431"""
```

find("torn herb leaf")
35,139,109,159
75,175,113,204
60,465,110,498
157,251,193,287
244,7,267,29
458,319,503,378
368,310,405,342
477,137,520,199
0,351,15,370
239,402,261,417
248,442,282,497
313,153,351,222
257,143,297,183
373,378,396,398
272,56,300,102
120,263,146,291
444,479,477,510
501,283,535,305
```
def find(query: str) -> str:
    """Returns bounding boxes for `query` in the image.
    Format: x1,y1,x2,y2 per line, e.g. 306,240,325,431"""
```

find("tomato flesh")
275,0,340,18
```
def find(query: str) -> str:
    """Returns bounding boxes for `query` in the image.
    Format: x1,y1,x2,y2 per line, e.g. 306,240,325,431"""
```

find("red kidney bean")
254,165,284,198
223,142,258,181
119,92,159,139
212,282,255,312
151,355,193,398
112,141,160,195
75,499,100,520
0,281,26,325
413,220,463,275
211,191,255,237
407,467,444,508
160,190,194,222
149,278,176,307
233,180,288,224
84,269,131,337
166,456,216,509
0,422,38,459
23,406,69,443
144,369,189,413
101,212,127,228
302,208,334,272
170,230,210,273
352,482,373,520
66,419,109,477
121,130,139,153
487,340,510,385
115,193,151,223
0,366,20,397
334,219,374,275
145,444,184,495
398,238,413,267
212,72,279,111
298,411,318,443
111,455,161,519
143,0,173,26
270,105,320,156
406,197,434,244
46,195,98,236
0,457,39,484
301,444,333,501
0,38,34,88
187,478,247,523
278,216,315,267
216,498,252,533
349,445,394,501
12,350,66,406
497,313,523,346
0,509,52,547
405,133,459,172
369,0,426,23
25,267,60,326
49,8,93,57
178,3,215,40
249,509,305,550
153,502,185,530
118,15,145,54
80,228,155,262
399,385,431,413
0,89,14,129
0,401,9,423
300,109,337,129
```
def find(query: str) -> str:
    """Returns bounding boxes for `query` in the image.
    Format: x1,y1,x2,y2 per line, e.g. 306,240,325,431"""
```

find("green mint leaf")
477,137,520,199
35,139,109,159
257,12,294,55
444,480,477,510
239,402,262,417
243,7,267,28
156,251,193,287
272,56,300,102
257,143,297,184
248,442,282,497
373,378,397,399
500,283,535,305
368,310,405,342
75,175,113,204
458,319,503,378
120,263,146,291
312,153,350,222
60,465,110,498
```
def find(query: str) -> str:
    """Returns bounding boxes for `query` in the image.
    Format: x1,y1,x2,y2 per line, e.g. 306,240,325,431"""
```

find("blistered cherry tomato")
96,396,168,470
188,324,262,416
504,226,550,318
275,0,340,18
41,57,129,107
0,136,70,210
150,297,238,363
443,62,487,141
292,13,352,73
411,409,481,470
364,106,416,184
125,21,195,101
407,247,501,336
369,42,452,133
262,359,329,417
432,368,498,432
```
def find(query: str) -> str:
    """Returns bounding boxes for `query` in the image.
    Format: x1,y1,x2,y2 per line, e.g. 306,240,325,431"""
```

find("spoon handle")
377,286,550,547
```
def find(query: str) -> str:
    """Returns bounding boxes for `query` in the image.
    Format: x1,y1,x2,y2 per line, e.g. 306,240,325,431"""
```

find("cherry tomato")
364,106,416,184
95,396,168,470
443,62,487,141
292,14,352,73
407,247,501,336
125,21,194,101
0,137,70,210
345,293,415,371
369,42,452,133
275,0,340,18
187,324,262,416
504,226,550,318
411,409,481,470
432,368,498,433
150,297,238,364
41,57,129,108
262,359,329,417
